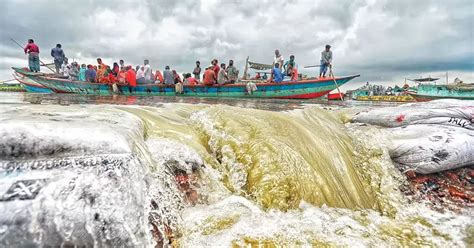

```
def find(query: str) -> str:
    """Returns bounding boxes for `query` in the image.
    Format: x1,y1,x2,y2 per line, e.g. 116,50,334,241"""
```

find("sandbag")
353,100,473,130
389,125,474,174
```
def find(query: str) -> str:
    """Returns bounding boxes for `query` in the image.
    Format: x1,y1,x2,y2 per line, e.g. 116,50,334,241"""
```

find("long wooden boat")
408,82,474,102
355,95,415,102
13,67,359,99
13,71,54,93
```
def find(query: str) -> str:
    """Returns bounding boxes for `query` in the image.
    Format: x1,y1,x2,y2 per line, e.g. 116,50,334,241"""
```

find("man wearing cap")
319,44,332,78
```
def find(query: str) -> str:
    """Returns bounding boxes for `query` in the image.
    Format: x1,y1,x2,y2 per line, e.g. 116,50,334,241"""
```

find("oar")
10,38,56,73
329,66,344,101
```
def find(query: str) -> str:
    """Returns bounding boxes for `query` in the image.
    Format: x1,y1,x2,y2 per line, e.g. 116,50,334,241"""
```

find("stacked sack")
353,100,474,174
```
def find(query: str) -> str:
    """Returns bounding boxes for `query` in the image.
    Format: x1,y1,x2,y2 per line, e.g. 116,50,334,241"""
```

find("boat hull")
408,84,474,101
355,95,415,102
409,93,474,102
327,93,344,100
13,67,359,99
13,72,53,93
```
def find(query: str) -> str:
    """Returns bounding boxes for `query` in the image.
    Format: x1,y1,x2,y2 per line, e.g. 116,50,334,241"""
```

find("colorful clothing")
272,67,283,83
291,68,298,82
126,70,137,87
28,53,40,72
212,64,220,77
155,70,164,83
78,68,86,81
186,77,198,85
96,63,109,83
203,69,216,85
24,43,39,54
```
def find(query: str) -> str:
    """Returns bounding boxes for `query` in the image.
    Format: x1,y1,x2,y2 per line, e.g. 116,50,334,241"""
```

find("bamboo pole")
329,66,344,101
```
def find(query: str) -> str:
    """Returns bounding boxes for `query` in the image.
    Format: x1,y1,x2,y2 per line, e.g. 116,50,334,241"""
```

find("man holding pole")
319,44,332,78
24,39,40,72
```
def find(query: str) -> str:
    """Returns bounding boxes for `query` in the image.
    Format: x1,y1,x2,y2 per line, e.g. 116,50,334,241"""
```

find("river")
0,93,472,247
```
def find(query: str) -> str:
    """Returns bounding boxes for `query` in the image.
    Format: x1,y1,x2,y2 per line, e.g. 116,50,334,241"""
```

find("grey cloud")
0,0,472,85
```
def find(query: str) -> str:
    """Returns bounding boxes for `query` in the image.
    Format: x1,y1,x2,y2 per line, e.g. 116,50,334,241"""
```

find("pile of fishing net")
353,100,474,174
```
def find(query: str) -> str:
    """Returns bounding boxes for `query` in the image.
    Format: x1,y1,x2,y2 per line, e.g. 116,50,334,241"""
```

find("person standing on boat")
226,60,239,84
51,44,65,74
273,49,284,70
24,39,40,72
319,45,332,78
211,59,220,76
163,66,174,85
284,55,296,76
193,61,201,80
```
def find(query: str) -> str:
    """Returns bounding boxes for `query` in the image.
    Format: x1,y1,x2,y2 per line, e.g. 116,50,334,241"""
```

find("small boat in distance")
12,67,359,99
408,77,474,101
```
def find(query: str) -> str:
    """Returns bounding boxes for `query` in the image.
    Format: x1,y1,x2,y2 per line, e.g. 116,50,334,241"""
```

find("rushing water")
0,93,472,247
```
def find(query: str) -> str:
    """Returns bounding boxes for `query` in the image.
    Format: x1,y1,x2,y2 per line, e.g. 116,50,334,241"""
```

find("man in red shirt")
125,66,137,87
211,59,220,76
24,39,40,72
203,66,216,86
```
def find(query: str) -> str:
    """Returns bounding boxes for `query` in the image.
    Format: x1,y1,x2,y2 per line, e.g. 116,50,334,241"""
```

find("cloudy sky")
0,0,473,89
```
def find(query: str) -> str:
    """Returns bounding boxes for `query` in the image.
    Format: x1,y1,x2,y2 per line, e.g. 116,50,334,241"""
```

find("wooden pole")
0,78,17,84
10,38,55,73
329,66,344,101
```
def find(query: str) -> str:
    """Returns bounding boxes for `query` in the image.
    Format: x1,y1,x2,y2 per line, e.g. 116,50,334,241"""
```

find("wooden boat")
407,77,474,101
0,83,25,92
327,92,344,100
13,67,359,99
13,72,54,93
355,95,415,102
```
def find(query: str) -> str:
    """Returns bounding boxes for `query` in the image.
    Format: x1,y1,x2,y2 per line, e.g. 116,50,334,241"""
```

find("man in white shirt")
143,59,152,82
273,49,284,70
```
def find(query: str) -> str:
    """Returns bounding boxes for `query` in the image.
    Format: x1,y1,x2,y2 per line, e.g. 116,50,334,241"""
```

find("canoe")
408,84,474,101
13,67,359,99
327,93,344,100
0,83,25,92
355,95,415,102
13,72,54,93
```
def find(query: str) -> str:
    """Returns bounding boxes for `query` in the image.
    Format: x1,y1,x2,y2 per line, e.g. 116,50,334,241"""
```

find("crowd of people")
23,39,334,86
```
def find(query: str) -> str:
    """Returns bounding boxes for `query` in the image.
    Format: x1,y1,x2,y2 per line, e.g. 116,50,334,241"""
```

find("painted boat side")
13,72,54,93
28,75,359,99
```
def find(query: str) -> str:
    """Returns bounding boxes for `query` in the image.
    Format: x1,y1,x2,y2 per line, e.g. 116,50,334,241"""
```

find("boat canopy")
248,61,273,70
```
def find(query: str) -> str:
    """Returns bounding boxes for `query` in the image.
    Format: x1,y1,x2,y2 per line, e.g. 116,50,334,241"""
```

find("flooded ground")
0,92,472,247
